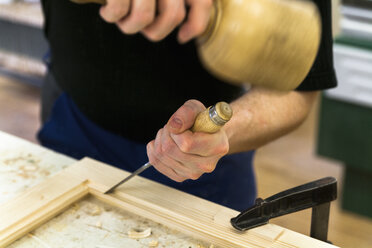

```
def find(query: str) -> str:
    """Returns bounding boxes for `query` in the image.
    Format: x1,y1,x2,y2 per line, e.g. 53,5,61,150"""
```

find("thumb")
167,100,206,134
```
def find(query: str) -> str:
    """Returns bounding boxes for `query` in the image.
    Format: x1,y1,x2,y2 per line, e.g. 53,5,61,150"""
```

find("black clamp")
231,177,337,242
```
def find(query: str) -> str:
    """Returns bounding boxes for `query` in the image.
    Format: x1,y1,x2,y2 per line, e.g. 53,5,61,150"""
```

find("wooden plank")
91,190,286,248
0,158,339,248
77,158,338,248
0,171,89,247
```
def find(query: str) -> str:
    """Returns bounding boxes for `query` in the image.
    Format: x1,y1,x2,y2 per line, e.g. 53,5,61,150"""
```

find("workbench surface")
0,131,213,247
0,131,74,205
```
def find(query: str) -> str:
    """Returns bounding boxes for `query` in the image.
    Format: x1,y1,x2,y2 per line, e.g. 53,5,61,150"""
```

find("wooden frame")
0,158,337,248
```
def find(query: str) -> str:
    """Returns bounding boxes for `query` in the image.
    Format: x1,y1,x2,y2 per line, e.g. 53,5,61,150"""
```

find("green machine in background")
317,1,372,218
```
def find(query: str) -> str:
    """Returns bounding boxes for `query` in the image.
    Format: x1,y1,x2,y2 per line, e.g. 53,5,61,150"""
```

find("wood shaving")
24,165,38,171
84,204,102,216
10,198,214,247
148,240,158,247
128,228,152,239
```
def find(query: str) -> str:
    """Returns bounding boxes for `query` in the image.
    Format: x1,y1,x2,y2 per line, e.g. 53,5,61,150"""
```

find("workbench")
0,131,211,247
0,131,338,247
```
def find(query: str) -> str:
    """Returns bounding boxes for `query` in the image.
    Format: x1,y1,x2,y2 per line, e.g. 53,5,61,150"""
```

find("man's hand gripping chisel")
104,101,233,194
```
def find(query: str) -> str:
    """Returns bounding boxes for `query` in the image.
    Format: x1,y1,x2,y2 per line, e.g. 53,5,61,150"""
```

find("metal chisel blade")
104,162,152,194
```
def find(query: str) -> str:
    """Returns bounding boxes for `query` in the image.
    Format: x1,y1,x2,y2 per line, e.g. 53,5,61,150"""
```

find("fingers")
178,0,213,43
100,0,213,42
147,99,228,183
100,0,131,23
147,139,187,182
116,0,156,34
170,131,229,157
100,0,186,40
147,123,228,182
142,0,186,41
167,100,205,134
154,128,207,180
100,0,156,34
147,127,208,182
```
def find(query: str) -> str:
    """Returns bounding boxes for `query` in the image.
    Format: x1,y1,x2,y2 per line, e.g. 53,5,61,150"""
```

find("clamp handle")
231,177,337,242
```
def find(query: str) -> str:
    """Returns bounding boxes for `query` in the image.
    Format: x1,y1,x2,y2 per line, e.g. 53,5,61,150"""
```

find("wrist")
224,103,254,154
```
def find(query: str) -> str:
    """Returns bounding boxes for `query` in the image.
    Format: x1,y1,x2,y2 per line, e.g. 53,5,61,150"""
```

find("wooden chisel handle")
191,101,232,133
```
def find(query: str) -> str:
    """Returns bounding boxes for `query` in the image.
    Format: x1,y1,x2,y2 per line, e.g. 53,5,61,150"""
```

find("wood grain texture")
191,102,232,134
0,158,337,248
84,158,337,248
0,170,88,247
191,108,221,133
215,102,233,121
198,0,320,91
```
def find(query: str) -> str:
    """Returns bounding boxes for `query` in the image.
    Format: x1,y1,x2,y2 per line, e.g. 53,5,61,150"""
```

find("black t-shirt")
40,0,337,143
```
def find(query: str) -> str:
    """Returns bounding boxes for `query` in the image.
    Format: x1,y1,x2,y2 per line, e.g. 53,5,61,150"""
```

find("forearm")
224,86,318,154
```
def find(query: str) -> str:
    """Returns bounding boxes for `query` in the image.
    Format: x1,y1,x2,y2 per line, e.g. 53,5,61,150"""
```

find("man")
39,0,337,211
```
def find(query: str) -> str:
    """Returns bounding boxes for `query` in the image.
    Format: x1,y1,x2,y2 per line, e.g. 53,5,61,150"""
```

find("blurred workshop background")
0,0,371,247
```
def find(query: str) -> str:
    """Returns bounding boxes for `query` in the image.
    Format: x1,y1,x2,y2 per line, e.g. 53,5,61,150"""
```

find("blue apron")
38,93,256,211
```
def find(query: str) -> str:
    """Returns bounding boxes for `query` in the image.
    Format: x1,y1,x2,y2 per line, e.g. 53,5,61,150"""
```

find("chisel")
104,101,233,194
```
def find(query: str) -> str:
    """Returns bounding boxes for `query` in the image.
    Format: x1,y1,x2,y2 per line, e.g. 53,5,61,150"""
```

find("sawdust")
84,203,102,216
128,228,152,239
27,233,51,248
149,240,159,247
3,153,40,166
0,136,76,206
10,196,218,248
40,169,50,176
2,153,41,179
95,221,102,228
